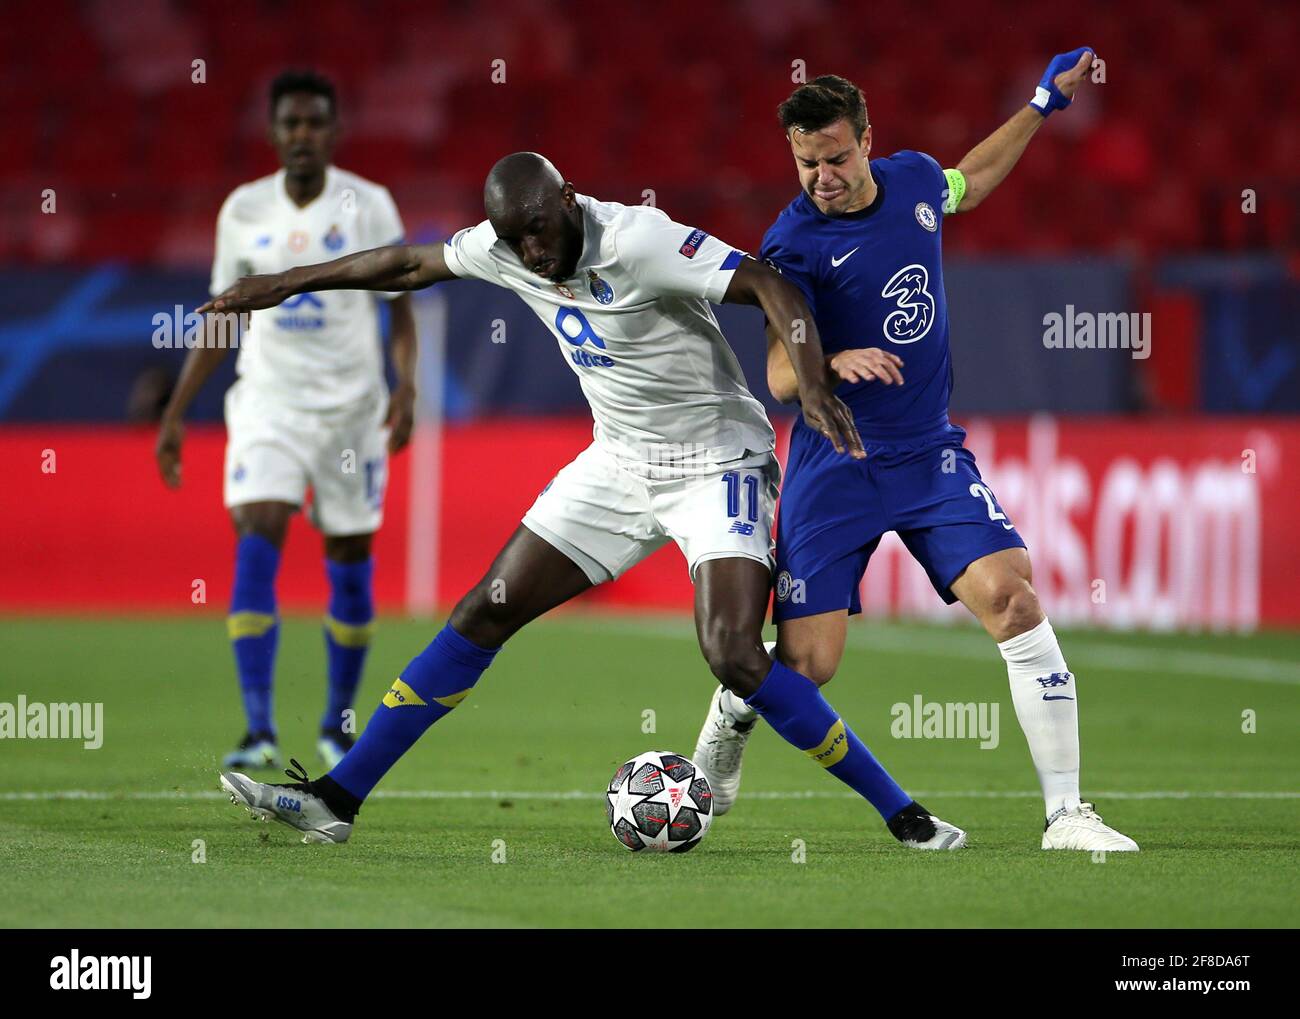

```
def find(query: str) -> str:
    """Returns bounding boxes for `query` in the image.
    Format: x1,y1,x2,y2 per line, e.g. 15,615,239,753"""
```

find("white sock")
998,618,1080,820
719,640,775,723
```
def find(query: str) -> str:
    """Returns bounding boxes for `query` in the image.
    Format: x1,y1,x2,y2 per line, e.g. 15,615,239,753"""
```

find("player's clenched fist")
197,273,291,314
829,348,904,386
1029,47,1096,117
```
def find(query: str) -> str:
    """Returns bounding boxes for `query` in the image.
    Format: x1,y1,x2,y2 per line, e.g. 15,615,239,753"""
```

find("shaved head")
484,152,564,220
482,151,584,283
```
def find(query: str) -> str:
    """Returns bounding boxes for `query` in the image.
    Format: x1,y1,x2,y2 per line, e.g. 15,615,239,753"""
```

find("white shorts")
223,380,390,536
522,442,779,585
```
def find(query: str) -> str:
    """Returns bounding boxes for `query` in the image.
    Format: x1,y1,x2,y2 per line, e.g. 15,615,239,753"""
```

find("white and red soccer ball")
606,750,713,852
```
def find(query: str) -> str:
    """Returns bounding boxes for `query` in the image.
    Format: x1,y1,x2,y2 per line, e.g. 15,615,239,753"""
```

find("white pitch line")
550,617,1300,685
1,789,1296,802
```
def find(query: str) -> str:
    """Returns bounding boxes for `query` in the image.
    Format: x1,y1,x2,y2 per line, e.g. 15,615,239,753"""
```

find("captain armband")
942,168,967,215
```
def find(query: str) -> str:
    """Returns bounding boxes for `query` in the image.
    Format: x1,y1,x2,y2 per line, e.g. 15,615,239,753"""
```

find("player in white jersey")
155,72,418,772
208,153,964,852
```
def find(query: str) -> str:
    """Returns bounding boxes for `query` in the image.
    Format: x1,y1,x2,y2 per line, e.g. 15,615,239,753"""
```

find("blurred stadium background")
3,0,1298,632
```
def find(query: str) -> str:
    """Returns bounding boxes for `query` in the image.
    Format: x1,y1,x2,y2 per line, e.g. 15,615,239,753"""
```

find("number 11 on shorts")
722,471,759,523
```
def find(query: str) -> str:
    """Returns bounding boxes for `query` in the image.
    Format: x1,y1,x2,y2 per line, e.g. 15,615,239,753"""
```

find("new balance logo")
728,521,755,536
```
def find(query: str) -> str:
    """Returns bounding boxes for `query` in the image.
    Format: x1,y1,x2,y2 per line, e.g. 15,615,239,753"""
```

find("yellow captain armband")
942,168,967,214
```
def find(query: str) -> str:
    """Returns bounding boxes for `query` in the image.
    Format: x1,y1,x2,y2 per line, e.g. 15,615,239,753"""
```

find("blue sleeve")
759,222,819,318
911,151,949,212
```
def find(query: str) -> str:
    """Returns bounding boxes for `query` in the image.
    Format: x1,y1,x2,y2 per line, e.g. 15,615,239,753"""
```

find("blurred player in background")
695,50,1139,851
155,71,417,771
206,152,966,850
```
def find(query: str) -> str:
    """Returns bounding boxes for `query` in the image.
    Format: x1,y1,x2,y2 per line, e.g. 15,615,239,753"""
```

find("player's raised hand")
196,273,291,315
800,386,866,460
829,348,904,386
155,416,184,488
1029,47,1096,116
386,383,416,453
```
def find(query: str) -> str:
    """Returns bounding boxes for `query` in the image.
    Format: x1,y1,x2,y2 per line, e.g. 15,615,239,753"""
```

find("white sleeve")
614,212,747,303
365,186,408,301
442,220,504,284
209,193,242,298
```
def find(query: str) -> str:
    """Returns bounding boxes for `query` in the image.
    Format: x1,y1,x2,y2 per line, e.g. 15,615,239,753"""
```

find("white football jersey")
211,165,405,409
443,195,774,475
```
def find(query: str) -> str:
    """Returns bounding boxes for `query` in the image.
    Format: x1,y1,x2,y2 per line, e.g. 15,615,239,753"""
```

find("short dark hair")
778,75,868,140
269,69,337,119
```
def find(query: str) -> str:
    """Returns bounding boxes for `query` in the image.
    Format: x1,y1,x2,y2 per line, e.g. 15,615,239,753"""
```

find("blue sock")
745,660,911,820
228,534,281,736
329,624,499,801
321,557,375,733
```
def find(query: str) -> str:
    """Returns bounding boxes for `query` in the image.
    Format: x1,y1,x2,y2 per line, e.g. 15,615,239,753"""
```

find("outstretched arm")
724,257,864,459
951,47,1094,212
197,242,458,315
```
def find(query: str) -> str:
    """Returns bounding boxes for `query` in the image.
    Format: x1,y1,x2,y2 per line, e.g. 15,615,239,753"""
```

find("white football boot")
1042,801,1138,851
220,759,353,844
692,685,758,816
887,800,968,850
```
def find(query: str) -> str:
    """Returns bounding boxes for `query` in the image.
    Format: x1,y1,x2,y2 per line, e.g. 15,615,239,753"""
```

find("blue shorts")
772,420,1026,622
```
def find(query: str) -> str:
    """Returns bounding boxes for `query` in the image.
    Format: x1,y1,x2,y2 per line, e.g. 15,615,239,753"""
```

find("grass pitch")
1,614,1297,928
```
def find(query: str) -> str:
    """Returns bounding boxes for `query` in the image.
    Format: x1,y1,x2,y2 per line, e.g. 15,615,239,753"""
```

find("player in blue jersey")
693,49,1138,851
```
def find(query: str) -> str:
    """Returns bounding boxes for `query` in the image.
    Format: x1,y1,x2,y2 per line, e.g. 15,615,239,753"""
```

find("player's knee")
776,645,837,687
231,504,290,548
324,533,372,564
699,626,769,699
989,580,1043,641
448,582,520,648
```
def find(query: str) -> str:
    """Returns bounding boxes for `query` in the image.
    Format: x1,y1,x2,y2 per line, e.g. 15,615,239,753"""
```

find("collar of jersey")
277,165,336,213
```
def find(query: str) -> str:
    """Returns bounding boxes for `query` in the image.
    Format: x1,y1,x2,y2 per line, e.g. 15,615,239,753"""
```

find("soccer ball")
605,750,713,852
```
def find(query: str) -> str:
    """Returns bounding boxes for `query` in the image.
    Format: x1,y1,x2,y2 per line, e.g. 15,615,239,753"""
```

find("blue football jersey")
760,150,954,440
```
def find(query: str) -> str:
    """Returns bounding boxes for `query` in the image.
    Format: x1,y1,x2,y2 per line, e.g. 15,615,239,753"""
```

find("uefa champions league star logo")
914,202,938,232
587,269,614,304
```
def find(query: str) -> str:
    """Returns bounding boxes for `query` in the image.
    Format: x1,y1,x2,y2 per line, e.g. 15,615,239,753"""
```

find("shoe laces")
274,757,314,793
706,720,747,769
1070,802,1112,830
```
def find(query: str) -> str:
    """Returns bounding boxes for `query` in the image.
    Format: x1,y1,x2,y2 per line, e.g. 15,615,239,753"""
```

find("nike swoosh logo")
830,247,860,267
1043,695,1075,701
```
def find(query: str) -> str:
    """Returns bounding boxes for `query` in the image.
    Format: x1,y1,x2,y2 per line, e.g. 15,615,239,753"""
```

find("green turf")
1,614,1297,928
